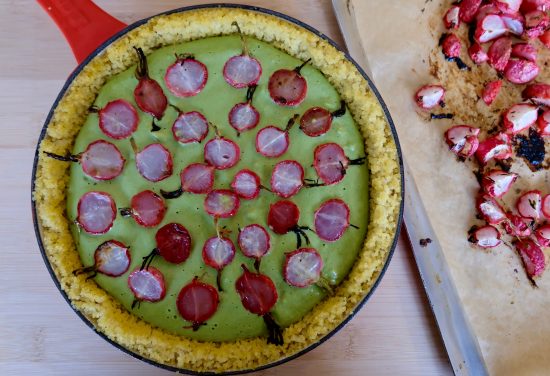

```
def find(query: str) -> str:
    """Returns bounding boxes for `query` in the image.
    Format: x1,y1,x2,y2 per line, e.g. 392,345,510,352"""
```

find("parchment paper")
350,1,550,374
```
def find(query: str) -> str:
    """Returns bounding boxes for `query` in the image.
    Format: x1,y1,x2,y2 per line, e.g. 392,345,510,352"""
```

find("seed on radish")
76,191,116,234
98,99,139,139
133,47,167,119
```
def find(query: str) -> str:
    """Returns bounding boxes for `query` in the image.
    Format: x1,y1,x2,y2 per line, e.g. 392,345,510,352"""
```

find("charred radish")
268,59,310,106
177,277,219,330
133,47,167,119
299,101,346,137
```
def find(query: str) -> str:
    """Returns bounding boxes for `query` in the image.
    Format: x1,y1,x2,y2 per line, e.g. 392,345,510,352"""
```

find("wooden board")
0,1,452,374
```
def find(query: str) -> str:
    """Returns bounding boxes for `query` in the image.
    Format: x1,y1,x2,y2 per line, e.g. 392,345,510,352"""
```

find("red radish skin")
482,80,502,105
504,59,540,84
314,199,351,242
535,225,550,247
98,99,139,139
165,56,208,97
522,83,550,106
538,110,550,136
503,213,532,237
515,239,546,280
155,223,192,264
444,125,480,159
300,107,332,137
487,37,512,71
268,60,309,106
468,43,489,65
444,6,460,29
176,278,219,330
503,103,539,134
136,143,173,182
235,265,278,316
502,13,525,36
471,225,502,248
460,0,483,23
223,55,262,88
441,33,462,58
80,140,125,180
172,111,209,144
477,194,507,224
313,143,349,185
229,102,260,133
493,0,522,13
516,190,542,220
255,126,289,158
270,160,305,198
475,133,512,165
476,4,500,23
414,85,445,109
511,43,538,62
204,189,240,218
94,240,131,277
128,190,166,227
540,30,550,48
523,10,550,39
231,169,261,199
204,137,240,170
238,224,271,260
128,266,166,302
133,48,167,119
283,248,323,287
481,170,517,198
268,200,300,235
521,0,550,12
544,195,550,219
180,163,215,194
76,191,116,235
475,14,508,43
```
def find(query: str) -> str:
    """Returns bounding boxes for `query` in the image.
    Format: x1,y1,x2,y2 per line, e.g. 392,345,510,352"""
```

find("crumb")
419,238,432,247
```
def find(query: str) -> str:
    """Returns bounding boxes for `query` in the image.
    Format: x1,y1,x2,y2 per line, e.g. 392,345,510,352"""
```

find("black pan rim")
31,3,405,375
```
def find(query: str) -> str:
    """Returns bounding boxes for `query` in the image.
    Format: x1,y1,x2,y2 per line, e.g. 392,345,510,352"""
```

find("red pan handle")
37,0,127,64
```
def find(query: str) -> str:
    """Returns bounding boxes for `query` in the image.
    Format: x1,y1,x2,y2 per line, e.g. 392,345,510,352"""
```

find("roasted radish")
268,59,310,106
444,6,460,29
73,240,131,279
299,101,346,137
504,59,539,84
535,225,550,247
503,103,539,134
538,110,550,136
313,143,365,185
165,53,208,97
228,85,260,135
314,199,351,242
97,99,139,139
268,199,311,248
255,114,299,158
503,213,532,237
523,10,549,39
231,169,261,200
516,190,542,220
522,83,550,106
141,223,193,269
119,190,166,227
482,80,502,106
515,239,546,283
441,33,462,59
475,133,512,165
202,236,236,291
134,47,167,119
469,225,502,248
481,170,517,198
128,266,166,308
511,43,538,62
475,14,507,43
477,194,507,224
76,191,116,234
177,278,219,331
223,22,262,89
414,84,445,109
468,43,489,65
238,224,271,271
444,125,480,159
487,36,512,72
543,194,550,219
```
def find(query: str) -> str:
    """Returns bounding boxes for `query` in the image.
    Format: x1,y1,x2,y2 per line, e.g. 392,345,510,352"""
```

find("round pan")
31,2,404,374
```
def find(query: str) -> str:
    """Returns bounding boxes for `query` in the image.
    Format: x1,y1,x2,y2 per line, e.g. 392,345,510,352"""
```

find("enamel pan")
31,1,404,374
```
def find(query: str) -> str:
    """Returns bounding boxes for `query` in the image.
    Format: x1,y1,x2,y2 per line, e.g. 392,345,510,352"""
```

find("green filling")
67,35,369,341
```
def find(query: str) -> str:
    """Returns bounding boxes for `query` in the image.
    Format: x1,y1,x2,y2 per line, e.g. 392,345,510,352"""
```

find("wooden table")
0,1,453,374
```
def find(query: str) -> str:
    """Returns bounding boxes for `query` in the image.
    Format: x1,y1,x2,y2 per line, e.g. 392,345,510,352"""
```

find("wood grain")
0,1,452,374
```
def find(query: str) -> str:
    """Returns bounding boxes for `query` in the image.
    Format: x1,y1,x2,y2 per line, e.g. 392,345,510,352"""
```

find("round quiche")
32,6,402,373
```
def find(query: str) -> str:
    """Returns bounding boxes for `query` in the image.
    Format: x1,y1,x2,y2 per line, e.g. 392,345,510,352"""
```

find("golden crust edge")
33,8,401,373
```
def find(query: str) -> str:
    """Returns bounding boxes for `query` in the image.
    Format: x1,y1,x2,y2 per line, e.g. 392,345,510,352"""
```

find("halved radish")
511,43,537,62
414,85,445,110
482,80,502,106
493,0,522,13
238,224,271,269
516,190,542,220
468,43,489,65
503,103,539,134
135,143,173,182
314,199,350,242
504,59,539,84
165,55,208,97
283,248,323,287
268,200,300,235
134,47,167,119
470,225,501,248
543,194,550,219
487,36,512,72
204,137,240,170
128,266,166,305
313,143,365,185
299,101,346,137
523,10,550,39
481,170,517,198
502,13,525,35
521,0,550,12
475,14,507,43
444,125,480,159
98,99,139,139
177,278,219,330
535,225,550,247
203,236,236,291
444,6,460,29
522,83,550,106
181,163,215,194
460,0,483,23
503,213,532,237
229,103,260,133
256,126,289,158
515,239,546,282
270,160,305,198
475,133,512,165
268,59,310,106
172,111,209,144
231,169,261,199
476,194,507,224
441,33,462,59
154,223,192,264
73,240,131,279
120,190,166,228
223,22,262,88
235,264,282,345
204,189,240,218
537,110,550,136
76,191,116,234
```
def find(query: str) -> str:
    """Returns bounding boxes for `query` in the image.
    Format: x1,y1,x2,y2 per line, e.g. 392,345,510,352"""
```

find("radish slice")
493,0,522,13
313,143,348,185
223,55,262,88
268,69,307,106
235,264,278,316
177,278,219,330
504,59,539,84
77,191,116,234
503,214,532,237
238,224,271,259
537,110,550,136
204,189,240,218
270,160,304,198
535,225,550,247
172,111,209,144
155,223,192,264
202,236,236,270
165,57,208,97
516,190,542,220
128,267,166,302
268,200,300,235
503,103,539,134
475,14,508,43
314,199,350,242
228,102,260,133
99,99,139,139
543,194,550,219
95,240,131,277
481,170,517,198
136,143,173,182
502,13,525,35
134,48,167,119
511,43,537,62
283,248,323,287
522,83,550,106
487,36,512,72
414,85,445,109
81,140,125,180
300,107,332,136
255,126,289,158
471,225,501,248
476,194,507,224
475,133,512,165
444,6,460,29
180,163,214,194
204,137,240,170
231,169,260,199
460,0,483,23
444,125,480,159
130,190,166,227
515,239,546,279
